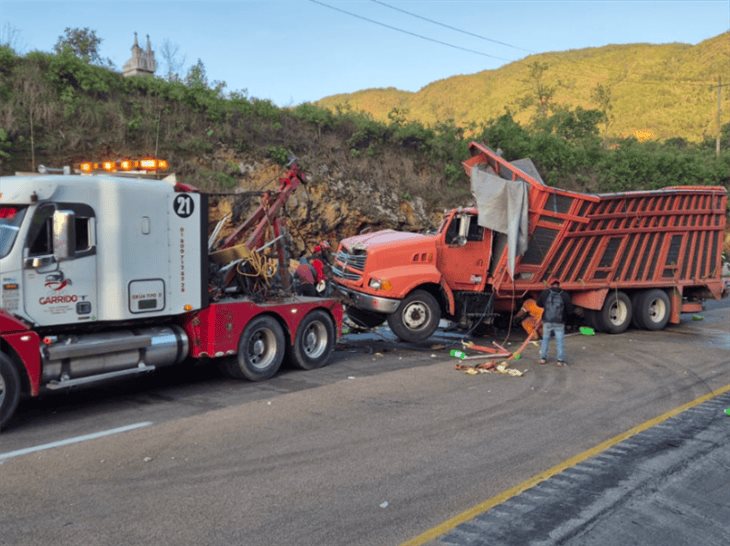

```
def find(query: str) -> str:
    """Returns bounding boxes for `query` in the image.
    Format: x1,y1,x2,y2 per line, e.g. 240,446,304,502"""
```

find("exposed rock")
207,158,434,256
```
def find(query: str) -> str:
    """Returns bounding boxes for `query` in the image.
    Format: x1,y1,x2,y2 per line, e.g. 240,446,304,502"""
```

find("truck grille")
333,249,367,281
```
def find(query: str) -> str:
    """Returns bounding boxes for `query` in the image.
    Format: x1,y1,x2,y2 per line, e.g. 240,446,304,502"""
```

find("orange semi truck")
333,142,727,342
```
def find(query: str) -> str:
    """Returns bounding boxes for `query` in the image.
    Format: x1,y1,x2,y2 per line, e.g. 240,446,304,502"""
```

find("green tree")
590,83,614,138
519,61,556,122
53,27,105,65
544,106,603,141
185,58,208,88
387,106,409,126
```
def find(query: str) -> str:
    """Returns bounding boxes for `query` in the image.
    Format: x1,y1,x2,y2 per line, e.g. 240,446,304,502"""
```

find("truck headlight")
369,278,392,291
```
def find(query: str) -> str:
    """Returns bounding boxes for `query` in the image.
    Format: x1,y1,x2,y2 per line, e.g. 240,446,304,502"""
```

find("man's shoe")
539,358,547,365
556,360,567,367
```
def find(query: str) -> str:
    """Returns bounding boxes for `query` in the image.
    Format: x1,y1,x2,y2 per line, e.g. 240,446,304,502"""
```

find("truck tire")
345,307,386,329
595,291,632,334
387,289,441,343
581,309,599,331
630,292,646,329
634,289,671,331
0,353,21,431
291,310,336,370
225,316,285,381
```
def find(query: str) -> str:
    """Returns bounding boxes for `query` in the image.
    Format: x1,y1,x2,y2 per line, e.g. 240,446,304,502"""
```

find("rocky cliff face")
207,156,436,257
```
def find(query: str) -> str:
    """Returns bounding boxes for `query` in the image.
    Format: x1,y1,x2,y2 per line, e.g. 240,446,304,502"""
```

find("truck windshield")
0,206,27,259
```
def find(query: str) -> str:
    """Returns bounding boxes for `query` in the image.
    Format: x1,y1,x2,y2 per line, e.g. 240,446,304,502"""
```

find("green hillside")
0,36,727,246
318,33,730,142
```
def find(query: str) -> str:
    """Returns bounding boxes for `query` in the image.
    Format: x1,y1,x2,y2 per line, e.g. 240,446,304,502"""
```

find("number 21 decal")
173,194,195,218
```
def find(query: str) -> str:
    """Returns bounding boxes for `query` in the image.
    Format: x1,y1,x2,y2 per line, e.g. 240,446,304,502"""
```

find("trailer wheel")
291,310,336,370
345,307,386,329
225,316,285,381
634,289,670,331
387,289,441,343
0,353,21,431
595,291,632,334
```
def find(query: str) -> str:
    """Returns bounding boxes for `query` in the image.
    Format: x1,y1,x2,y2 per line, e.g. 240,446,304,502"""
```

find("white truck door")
22,203,98,327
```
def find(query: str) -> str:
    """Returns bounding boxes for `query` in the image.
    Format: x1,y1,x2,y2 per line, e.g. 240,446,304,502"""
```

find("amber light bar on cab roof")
77,158,169,174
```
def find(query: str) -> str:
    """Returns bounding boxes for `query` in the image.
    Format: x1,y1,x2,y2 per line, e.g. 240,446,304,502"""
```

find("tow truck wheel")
0,353,21,431
291,310,336,370
226,316,285,381
387,289,441,343
596,291,632,334
634,289,671,331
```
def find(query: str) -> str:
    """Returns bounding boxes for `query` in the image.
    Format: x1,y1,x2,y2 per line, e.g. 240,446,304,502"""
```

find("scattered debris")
143,457,152,462
692,314,704,321
455,360,527,377
579,326,596,335
725,408,730,416
380,501,389,509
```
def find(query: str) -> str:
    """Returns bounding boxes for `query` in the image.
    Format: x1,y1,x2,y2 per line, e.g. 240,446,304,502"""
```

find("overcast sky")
1,0,728,105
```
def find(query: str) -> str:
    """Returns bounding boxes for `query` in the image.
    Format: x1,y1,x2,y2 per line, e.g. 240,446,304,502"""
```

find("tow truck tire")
595,291,632,334
345,307,386,329
226,316,285,381
634,289,671,331
0,353,21,431
291,310,336,370
387,289,441,343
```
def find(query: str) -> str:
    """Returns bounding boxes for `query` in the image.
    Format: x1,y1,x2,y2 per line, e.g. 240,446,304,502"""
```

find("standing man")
537,278,572,366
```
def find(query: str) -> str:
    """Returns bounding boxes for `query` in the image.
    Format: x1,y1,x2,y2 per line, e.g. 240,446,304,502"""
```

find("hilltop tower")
123,32,156,77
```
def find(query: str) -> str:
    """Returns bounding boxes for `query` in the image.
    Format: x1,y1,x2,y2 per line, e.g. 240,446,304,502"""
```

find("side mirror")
457,214,470,246
53,210,76,261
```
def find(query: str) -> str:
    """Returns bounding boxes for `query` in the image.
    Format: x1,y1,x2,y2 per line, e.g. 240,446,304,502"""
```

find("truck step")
45,364,156,390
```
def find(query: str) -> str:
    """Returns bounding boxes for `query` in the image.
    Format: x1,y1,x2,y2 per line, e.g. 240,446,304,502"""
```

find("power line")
370,0,532,54
307,0,514,62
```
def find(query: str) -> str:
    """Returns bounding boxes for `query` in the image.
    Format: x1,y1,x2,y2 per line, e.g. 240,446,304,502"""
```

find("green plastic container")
579,326,596,336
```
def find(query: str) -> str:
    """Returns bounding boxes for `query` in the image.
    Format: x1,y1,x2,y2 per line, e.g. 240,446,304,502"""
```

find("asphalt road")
1,301,729,545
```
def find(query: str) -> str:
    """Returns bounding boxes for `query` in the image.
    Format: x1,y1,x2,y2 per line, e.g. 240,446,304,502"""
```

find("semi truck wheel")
225,316,285,381
345,307,386,329
291,310,335,370
387,289,440,343
634,289,670,331
596,291,632,334
0,353,21,431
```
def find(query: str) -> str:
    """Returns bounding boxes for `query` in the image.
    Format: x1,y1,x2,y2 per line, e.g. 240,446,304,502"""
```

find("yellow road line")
402,382,730,546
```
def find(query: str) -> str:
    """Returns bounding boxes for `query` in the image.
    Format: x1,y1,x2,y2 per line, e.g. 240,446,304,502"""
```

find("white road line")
0,421,153,463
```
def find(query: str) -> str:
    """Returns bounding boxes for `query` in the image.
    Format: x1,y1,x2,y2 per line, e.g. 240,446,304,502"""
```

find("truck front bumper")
335,285,401,314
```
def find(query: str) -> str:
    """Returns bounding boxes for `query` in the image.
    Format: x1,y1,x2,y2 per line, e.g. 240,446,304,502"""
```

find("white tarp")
470,166,529,278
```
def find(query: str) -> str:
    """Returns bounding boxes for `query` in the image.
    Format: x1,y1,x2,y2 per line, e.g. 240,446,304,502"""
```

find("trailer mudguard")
0,311,41,396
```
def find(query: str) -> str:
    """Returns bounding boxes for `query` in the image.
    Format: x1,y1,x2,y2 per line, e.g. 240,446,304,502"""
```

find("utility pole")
716,76,722,158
